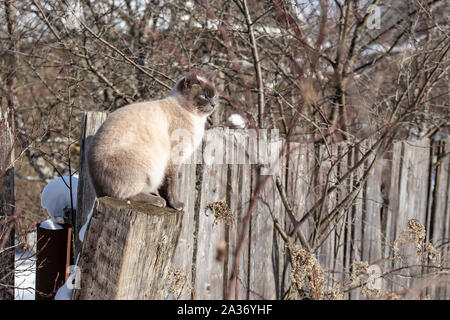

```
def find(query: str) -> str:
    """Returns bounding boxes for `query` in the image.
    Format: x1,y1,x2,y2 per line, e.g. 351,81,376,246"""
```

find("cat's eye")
199,94,208,100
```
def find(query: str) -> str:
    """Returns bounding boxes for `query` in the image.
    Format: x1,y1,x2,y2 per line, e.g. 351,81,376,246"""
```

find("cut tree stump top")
100,197,179,216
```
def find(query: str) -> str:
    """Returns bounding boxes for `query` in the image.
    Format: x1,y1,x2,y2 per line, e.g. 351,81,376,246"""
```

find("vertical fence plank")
332,143,351,291
315,143,338,293
169,161,197,299
249,174,279,299
384,140,402,293
388,139,430,297
430,137,450,299
361,146,383,265
75,111,108,256
226,130,252,299
248,132,285,300
286,142,316,242
194,128,228,299
344,143,361,299
0,112,14,300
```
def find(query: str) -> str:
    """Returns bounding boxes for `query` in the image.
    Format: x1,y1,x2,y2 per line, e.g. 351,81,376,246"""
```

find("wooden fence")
0,111,15,300
77,112,449,300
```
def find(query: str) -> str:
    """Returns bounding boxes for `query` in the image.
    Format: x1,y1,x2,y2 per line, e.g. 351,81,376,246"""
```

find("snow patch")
41,176,78,222
227,114,246,128
39,218,63,230
54,254,80,300
15,232,37,300
79,210,93,242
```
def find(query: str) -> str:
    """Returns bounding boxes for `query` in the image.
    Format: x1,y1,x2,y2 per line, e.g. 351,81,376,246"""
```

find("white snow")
54,279,72,300
78,210,93,242
54,254,80,300
227,114,246,128
14,232,37,300
15,176,79,300
39,218,63,230
41,176,78,223
55,208,92,300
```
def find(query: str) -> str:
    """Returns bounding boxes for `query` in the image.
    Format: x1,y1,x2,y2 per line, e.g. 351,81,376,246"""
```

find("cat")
87,70,218,210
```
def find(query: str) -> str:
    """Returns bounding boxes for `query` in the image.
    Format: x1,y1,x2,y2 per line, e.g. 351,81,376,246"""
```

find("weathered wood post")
0,0,17,300
72,197,183,299
0,103,15,300
75,111,107,256
0,125,14,300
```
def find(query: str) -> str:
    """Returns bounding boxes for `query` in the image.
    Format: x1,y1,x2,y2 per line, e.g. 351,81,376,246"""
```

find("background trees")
1,0,448,299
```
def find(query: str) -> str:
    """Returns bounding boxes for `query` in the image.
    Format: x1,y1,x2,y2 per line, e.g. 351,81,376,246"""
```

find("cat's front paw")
168,199,184,211
129,193,167,207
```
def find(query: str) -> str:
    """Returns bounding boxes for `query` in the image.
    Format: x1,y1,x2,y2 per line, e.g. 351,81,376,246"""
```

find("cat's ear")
183,71,200,89
205,70,217,82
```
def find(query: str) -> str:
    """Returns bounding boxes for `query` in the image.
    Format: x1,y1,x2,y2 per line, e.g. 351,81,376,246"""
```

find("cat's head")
171,70,218,115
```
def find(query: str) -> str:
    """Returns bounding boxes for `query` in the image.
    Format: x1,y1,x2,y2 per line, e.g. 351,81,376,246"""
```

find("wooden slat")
169,162,197,299
332,143,351,290
315,143,338,293
430,137,450,299
248,174,278,299
75,111,108,256
384,140,402,293
389,139,430,297
286,142,316,243
248,133,285,299
348,141,366,299
361,147,383,265
194,128,228,299
226,129,252,299
0,111,15,300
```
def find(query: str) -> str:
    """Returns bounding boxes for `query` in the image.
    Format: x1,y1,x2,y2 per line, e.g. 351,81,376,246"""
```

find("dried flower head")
205,200,235,229
166,266,188,298
288,244,325,300
394,219,441,266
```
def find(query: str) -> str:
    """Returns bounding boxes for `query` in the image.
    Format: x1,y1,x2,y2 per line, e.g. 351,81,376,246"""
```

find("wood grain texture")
430,137,450,299
169,162,197,299
75,111,108,256
226,130,252,300
194,128,228,299
72,197,183,300
387,139,431,297
0,113,14,300
285,142,315,294
315,143,337,292
362,143,383,265
74,113,449,299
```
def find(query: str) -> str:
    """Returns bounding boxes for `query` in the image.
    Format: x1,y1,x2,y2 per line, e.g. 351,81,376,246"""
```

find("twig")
240,0,265,128
275,176,311,251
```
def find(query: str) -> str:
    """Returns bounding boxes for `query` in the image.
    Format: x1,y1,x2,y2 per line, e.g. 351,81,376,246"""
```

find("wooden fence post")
0,0,16,300
72,197,183,300
0,107,15,300
75,111,107,256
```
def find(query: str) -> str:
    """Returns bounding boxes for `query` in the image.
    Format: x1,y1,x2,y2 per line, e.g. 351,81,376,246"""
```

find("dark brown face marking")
177,70,218,115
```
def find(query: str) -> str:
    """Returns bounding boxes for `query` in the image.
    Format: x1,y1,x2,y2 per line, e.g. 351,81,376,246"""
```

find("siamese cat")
87,70,218,210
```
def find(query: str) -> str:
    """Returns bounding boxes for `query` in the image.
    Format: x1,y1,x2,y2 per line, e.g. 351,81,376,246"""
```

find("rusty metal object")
35,223,74,300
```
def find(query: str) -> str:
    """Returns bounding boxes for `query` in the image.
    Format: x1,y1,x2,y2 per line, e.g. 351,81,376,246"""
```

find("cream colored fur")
87,73,215,200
